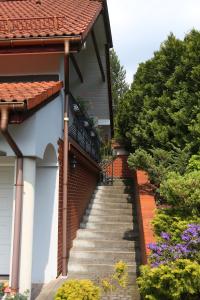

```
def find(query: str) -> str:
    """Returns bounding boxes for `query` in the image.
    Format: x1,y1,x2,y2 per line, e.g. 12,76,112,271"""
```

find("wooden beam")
91,29,105,82
70,54,83,83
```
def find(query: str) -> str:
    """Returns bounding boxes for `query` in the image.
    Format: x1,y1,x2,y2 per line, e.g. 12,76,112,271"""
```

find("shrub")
148,224,200,267
186,154,200,172
152,209,200,241
128,148,189,186
4,290,29,300
0,283,4,297
101,261,128,298
54,279,100,300
128,148,172,185
159,171,200,214
137,259,200,300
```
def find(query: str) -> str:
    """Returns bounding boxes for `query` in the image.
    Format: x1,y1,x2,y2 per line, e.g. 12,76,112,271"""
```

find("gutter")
0,36,82,48
62,40,70,276
0,105,25,291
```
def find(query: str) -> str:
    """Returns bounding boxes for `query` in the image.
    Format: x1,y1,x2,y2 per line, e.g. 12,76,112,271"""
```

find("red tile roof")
0,0,102,39
0,81,63,109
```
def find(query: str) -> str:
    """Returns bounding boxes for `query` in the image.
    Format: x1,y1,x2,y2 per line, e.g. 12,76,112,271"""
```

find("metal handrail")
99,144,115,185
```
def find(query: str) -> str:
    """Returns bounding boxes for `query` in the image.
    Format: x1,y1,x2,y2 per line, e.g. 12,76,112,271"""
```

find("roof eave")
102,0,113,48
0,35,82,48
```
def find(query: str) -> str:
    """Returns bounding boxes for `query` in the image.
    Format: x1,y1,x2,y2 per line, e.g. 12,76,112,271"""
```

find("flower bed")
134,170,156,264
0,283,28,300
134,157,200,299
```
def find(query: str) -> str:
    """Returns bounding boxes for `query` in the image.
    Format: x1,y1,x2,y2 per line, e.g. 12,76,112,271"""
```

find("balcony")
69,94,101,162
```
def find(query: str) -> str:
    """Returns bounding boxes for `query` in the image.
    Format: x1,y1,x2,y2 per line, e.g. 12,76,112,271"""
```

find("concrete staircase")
67,179,141,292
33,180,141,300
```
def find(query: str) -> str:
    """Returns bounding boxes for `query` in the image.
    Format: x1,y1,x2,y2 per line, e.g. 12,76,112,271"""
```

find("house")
0,0,113,297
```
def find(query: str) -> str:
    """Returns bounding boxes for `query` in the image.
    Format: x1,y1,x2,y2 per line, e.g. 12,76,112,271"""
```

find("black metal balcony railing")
69,93,101,162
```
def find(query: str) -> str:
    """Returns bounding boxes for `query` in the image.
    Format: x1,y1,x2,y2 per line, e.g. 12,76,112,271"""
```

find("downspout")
62,40,70,276
0,106,24,291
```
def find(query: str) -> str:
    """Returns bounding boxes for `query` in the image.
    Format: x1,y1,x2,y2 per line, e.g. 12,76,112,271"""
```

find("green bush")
128,148,171,185
6,293,29,300
186,154,200,172
152,209,200,242
101,260,128,295
128,148,189,186
137,259,200,300
54,279,100,300
159,171,200,214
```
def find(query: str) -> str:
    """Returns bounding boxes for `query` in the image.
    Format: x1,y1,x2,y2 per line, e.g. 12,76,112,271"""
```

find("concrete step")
96,186,134,193
112,179,133,186
68,263,137,275
67,271,138,284
89,202,133,210
76,229,139,241
69,249,138,264
92,196,133,204
86,207,134,216
99,180,133,186
80,221,136,231
83,214,134,223
94,191,134,198
73,239,138,250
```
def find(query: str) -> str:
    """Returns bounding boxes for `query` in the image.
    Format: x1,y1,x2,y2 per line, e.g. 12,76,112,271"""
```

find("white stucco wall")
19,158,36,296
32,146,59,283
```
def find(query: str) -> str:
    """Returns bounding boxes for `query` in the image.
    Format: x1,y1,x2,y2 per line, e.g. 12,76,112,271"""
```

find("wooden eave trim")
102,0,113,48
91,29,106,82
70,54,83,83
105,44,114,136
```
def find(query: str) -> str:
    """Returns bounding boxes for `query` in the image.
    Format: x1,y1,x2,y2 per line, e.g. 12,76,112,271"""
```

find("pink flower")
4,287,11,294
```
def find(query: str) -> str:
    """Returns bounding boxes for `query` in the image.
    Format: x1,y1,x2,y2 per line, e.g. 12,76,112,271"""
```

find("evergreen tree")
110,49,129,113
116,30,200,157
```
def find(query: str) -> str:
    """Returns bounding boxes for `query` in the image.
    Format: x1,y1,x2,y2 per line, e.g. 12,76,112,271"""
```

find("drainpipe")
62,40,70,276
0,106,24,291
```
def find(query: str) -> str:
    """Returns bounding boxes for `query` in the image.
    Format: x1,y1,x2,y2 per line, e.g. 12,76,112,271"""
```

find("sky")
107,0,200,84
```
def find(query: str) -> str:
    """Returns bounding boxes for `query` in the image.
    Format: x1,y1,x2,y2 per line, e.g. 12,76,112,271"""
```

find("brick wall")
57,139,100,275
134,170,156,264
106,155,132,178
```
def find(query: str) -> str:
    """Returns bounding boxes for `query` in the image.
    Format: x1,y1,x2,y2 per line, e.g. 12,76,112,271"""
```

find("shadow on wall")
57,140,100,275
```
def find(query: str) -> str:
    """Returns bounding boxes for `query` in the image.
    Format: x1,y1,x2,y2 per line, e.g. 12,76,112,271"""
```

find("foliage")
152,209,200,240
110,49,129,113
101,261,128,299
76,97,90,115
0,283,4,297
0,283,28,300
5,291,29,300
148,224,200,267
186,154,200,172
137,259,200,300
116,30,200,164
54,279,100,300
159,170,200,214
128,148,189,185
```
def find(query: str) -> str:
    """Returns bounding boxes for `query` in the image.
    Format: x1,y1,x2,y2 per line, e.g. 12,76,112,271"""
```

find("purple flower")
181,233,191,242
161,232,171,241
149,223,200,268
148,243,159,251
175,244,190,254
